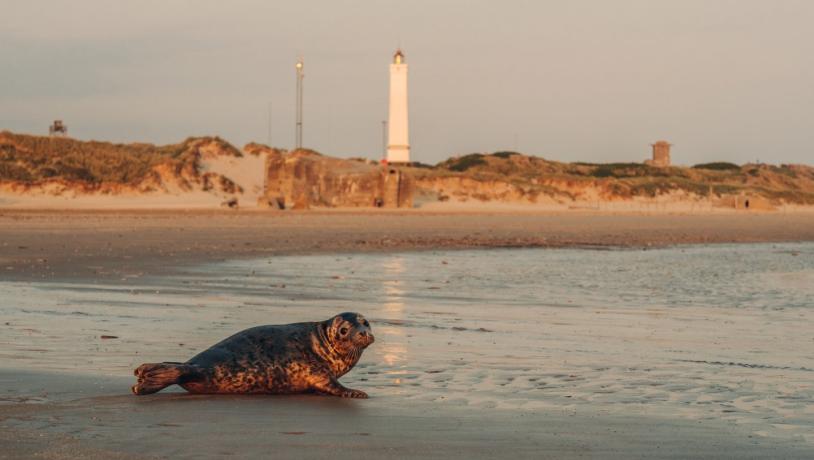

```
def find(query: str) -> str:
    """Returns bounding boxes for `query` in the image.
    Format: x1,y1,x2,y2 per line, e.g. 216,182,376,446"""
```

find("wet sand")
2,210,814,459
3,371,807,460
2,209,814,280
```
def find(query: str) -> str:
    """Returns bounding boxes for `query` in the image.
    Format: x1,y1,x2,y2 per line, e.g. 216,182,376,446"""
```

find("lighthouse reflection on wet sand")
387,49,410,164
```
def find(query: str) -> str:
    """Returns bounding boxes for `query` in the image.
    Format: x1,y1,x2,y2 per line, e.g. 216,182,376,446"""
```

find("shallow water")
2,243,813,442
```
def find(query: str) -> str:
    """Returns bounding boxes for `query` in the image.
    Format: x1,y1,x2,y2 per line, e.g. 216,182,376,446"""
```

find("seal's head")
325,312,375,354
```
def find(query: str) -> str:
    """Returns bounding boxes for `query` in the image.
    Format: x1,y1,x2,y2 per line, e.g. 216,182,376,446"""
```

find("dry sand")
2,209,814,281
2,209,814,459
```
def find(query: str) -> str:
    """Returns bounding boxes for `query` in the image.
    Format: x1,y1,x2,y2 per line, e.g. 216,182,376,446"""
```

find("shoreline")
3,209,814,281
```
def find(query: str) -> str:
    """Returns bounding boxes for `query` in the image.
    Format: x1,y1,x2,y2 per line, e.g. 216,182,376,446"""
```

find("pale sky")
1,0,812,165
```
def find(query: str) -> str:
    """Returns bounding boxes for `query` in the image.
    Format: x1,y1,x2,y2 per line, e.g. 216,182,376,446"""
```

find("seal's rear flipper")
132,362,197,395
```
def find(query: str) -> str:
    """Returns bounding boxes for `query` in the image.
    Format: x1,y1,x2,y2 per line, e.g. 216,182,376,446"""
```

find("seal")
131,312,374,398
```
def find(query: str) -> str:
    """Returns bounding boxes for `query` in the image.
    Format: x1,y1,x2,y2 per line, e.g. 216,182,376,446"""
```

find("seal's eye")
362,320,369,327
339,327,349,336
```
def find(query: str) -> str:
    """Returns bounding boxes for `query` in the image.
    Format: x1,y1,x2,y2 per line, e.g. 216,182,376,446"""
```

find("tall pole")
295,57,304,150
381,120,387,160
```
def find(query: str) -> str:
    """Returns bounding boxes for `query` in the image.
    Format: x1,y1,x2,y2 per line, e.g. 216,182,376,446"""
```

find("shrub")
692,162,740,171
442,154,487,172
590,163,650,178
0,162,33,182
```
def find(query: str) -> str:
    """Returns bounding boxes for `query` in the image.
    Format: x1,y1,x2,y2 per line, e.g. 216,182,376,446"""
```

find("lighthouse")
387,49,410,164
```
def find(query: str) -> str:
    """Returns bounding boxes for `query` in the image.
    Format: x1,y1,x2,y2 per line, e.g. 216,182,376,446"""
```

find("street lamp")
295,58,304,150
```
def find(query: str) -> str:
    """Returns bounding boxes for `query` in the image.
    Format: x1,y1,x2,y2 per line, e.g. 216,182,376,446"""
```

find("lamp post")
295,58,304,150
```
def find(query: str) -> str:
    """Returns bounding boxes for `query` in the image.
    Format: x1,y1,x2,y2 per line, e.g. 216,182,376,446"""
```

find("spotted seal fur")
132,312,374,398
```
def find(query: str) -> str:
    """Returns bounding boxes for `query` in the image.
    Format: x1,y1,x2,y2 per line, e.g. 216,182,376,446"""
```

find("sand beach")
1,210,814,458
2,208,814,280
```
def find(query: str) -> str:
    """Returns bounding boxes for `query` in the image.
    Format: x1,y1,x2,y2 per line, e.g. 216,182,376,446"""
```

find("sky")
1,0,813,165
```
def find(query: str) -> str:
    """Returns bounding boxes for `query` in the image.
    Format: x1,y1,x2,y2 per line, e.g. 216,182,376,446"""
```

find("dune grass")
0,132,240,185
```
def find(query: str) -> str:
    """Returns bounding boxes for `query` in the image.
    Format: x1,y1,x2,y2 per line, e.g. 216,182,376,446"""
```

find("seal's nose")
359,330,375,344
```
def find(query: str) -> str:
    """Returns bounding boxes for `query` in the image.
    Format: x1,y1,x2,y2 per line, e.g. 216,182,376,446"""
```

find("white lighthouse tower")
387,49,410,164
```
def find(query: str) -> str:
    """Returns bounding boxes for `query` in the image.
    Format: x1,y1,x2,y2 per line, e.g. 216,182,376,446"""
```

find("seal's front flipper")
132,362,198,395
312,376,369,399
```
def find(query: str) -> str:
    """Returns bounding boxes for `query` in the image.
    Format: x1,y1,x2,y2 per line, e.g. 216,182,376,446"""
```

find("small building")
645,140,671,167
49,120,68,137
714,193,776,211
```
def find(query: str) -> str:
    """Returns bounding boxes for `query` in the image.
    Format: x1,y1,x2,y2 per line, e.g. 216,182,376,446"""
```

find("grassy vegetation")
5,133,813,206
590,163,651,178
757,187,814,204
419,149,814,204
491,151,520,159
692,162,740,170
439,153,487,172
768,164,798,178
0,132,239,185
